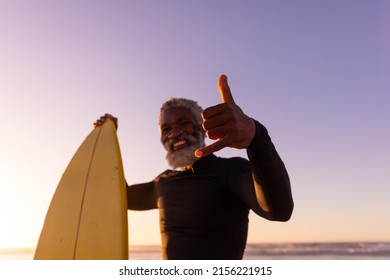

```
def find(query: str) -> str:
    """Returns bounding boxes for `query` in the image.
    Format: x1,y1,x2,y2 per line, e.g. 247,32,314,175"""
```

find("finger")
218,74,235,104
205,126,227,141
194,137,229,158
93,120,102,128
202,114,226,131
99,113,118,129
201,103,226,122
202,102,237,120
104,113,114,119
93,114,117,128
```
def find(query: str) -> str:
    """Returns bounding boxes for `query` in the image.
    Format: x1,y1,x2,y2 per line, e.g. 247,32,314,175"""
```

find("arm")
245,120,293,221
226,120,293,222
126,181,158,210
196,75,293,221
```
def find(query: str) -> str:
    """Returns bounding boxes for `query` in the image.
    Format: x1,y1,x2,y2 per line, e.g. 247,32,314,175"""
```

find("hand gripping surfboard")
34,119,128,259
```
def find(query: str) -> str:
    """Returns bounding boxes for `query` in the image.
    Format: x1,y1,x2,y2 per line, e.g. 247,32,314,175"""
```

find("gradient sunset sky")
1,0,389,249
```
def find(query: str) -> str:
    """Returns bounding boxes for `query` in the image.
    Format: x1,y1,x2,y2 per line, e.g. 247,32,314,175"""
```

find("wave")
244,242,390,260
1,242,389,260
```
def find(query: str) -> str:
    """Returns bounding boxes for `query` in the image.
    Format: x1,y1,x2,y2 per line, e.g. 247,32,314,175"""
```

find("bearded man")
95,75,293,260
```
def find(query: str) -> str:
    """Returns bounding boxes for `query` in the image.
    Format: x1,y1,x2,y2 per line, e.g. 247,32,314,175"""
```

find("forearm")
247,120,294,221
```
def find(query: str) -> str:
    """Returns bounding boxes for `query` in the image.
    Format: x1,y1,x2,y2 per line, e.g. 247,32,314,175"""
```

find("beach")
1,242,389,260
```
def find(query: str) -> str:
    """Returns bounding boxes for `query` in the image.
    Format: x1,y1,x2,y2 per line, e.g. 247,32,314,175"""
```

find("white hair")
158,98,203,127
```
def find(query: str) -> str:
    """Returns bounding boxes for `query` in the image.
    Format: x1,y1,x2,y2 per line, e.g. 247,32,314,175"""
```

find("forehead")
160,107,197,126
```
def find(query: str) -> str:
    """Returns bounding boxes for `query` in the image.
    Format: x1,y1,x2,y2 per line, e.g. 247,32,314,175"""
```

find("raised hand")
195,75,256,157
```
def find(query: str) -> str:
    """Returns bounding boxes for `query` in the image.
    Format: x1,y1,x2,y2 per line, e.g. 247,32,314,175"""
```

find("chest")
157,170,240,225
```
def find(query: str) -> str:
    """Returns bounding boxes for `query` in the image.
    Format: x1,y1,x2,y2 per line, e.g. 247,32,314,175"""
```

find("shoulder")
211,155,251,173
226,156,251,170
153,169,177,182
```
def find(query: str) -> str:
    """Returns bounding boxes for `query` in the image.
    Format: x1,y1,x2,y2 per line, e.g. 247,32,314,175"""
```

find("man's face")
160,106,205,169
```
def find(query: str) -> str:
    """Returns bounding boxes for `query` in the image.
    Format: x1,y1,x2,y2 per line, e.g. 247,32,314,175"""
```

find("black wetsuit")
127,120,293,259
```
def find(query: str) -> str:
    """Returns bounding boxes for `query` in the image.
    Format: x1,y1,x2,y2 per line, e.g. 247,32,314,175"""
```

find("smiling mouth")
172,140,187,151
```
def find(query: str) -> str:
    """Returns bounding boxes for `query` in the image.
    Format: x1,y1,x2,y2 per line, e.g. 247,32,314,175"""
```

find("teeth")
173,140,187,148
173,140,186,148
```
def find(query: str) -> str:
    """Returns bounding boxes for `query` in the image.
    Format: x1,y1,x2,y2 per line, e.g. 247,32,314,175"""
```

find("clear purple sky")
1,0,389,249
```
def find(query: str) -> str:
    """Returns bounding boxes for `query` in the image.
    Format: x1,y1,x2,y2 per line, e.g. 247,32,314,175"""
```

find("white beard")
164,131,205,170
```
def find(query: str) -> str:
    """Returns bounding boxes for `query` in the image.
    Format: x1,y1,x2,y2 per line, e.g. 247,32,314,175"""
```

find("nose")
168,126,183,139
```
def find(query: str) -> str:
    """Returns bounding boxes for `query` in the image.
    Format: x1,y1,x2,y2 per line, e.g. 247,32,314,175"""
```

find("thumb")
218,74,235,104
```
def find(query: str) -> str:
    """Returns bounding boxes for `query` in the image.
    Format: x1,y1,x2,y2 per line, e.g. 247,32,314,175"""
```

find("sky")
1,0,390,249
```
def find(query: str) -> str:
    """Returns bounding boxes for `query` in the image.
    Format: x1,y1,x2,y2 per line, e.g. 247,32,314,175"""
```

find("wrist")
244,118,256,148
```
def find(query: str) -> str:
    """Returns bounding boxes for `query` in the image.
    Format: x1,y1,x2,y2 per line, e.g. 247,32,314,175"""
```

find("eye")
161,126,170,134
180,120,192,126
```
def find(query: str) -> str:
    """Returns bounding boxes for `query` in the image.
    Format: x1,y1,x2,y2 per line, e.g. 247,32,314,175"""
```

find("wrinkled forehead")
159,106,198,127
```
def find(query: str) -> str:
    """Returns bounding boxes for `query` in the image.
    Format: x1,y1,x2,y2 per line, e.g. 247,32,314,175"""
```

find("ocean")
1,242,390,260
